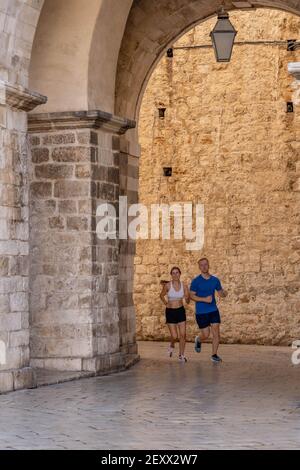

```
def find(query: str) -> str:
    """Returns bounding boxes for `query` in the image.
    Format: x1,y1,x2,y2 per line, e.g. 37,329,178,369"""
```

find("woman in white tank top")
160,266,190,362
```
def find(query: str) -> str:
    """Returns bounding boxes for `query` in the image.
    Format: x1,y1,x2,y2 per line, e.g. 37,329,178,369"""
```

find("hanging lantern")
210,7,237,62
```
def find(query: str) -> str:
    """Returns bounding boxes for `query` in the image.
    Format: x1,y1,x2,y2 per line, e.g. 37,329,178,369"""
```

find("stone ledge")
1,352,140,394
28,110,136,135
0,80,47,112
0,367,37,395
34,353,140,388
35,369,95,388
82,350,140,374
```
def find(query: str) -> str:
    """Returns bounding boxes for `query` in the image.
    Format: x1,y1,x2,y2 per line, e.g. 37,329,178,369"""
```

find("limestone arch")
29,0,133,114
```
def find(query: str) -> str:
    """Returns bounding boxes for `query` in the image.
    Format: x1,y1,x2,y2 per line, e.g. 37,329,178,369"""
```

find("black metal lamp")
210,7,237,62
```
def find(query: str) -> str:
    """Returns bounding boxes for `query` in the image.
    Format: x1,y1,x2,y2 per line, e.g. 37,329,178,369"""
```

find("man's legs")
199,327,210,341
211,323,220,356
195,324,210,353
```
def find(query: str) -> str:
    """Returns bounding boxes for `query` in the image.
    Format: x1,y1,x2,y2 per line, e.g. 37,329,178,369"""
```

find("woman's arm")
183,282,190,304
189,291,213,303
160,282,169,306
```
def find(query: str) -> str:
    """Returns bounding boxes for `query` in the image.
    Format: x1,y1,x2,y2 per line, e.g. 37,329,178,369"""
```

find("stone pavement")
0,341,299,450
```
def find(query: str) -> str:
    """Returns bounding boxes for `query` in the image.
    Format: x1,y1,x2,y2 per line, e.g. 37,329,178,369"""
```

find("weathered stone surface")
48,216,65,230
42,133,76,145
35,164,73,180
30,182,52,198
0,257,9,276
13,367,36,391
54,181,90,198
76,164,91,179
66,216,88,231
52,147,91,163
0,371,13,393
31,148,49,164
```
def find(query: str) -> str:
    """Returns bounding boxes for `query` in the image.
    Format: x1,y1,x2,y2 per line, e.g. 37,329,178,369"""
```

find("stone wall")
135,9,300,346
0,82,46,392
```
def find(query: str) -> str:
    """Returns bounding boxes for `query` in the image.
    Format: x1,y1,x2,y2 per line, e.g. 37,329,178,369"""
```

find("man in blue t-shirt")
190,257,228,363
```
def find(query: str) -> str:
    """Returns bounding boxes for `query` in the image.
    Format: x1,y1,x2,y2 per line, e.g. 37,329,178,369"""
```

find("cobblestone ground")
0,342,299,450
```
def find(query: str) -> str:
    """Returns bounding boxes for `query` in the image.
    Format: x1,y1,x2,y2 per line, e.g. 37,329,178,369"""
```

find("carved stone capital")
0,80,47,112
28,110,136,135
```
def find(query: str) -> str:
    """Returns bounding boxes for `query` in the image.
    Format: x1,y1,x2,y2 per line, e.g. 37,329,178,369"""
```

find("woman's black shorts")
165,306,186,324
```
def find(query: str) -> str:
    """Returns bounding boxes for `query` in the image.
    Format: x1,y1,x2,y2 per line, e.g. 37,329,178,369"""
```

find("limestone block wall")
134,9,300,346
0,106,32,392
0,82,46,393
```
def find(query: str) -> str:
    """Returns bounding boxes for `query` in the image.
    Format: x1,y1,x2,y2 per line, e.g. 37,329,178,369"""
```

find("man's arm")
215,277,228,299
189,291,213,303
216,288,228,298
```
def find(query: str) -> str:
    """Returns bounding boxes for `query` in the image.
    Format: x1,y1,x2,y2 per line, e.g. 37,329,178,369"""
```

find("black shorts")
196,310,221,329
166,306,186,324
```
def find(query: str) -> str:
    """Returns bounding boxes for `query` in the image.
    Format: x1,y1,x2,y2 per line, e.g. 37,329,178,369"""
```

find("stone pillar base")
27,110,138,379
0,367,37,394
83,350,140,375
31,350,140,375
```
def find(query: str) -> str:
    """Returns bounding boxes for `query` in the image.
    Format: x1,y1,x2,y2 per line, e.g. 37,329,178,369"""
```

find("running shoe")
179,355,187,363
211,354,222,363
168,345,175,357
194,336,201,353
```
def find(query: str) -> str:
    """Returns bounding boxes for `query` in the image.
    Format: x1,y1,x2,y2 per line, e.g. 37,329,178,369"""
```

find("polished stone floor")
0,341,299,450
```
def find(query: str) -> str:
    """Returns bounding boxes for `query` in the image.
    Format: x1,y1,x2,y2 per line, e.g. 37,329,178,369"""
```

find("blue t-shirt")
190,275,222,315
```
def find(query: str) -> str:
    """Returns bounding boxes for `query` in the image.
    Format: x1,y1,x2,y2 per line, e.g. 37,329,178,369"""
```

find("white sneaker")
179,355,187,363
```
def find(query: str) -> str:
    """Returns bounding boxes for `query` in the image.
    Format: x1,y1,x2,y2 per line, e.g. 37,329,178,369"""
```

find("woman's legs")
167,323,178,348
178,321,186,357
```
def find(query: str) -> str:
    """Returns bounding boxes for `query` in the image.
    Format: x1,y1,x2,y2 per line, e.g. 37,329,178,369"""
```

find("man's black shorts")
196,310,221,329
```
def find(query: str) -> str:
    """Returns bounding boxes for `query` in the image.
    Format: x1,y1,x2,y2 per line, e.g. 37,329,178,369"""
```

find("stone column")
0,81,46,393
28,110,139,374
118,129,141,357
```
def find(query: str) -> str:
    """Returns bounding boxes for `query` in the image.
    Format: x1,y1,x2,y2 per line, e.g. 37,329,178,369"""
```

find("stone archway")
115,0,300,354
0,0,299,393
134,8,300,345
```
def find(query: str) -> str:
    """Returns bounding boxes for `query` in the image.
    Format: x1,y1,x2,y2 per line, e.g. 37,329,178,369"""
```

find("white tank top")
168,281,184,301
